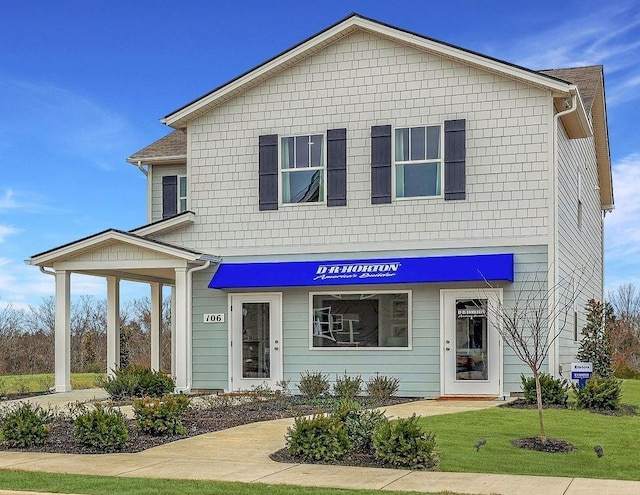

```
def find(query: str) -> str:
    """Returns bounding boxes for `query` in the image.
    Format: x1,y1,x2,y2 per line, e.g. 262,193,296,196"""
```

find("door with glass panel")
441,289,502,396
230,294,282,390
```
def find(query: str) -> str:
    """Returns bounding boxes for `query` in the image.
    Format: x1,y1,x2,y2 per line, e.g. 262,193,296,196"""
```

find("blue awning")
208,253,514,289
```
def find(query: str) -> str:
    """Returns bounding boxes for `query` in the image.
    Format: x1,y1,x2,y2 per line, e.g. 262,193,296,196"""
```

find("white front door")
441,289,502,396
230,293,282,391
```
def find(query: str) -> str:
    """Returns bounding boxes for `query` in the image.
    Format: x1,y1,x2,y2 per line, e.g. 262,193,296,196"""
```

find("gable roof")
539,66,602,115
26,228,213,267
162,13,586,129
540,66,613,209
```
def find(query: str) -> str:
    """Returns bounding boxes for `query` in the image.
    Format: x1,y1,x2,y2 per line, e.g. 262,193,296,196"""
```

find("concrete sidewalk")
1,390,639,495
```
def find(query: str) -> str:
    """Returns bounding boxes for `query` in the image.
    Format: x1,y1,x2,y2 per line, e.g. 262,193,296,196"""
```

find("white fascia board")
27,230,201,267
163,16,575,127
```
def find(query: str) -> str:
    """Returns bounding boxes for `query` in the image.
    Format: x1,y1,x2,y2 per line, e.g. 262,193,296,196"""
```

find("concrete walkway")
1,390,639,495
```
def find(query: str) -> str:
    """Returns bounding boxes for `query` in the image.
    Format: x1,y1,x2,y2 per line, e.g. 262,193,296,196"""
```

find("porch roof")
26,229,219,285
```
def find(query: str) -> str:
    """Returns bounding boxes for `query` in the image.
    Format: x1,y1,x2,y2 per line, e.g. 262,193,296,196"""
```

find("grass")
419,379,640,480
0,373,104,395
0,470,467,495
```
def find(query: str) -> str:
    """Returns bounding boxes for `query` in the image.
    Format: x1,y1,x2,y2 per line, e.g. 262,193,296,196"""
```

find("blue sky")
1,0,639,309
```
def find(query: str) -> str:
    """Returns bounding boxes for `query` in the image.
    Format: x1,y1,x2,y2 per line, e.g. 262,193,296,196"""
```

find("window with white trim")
311,291,410,348
395,125,442,198
281,134,325,204
178,175,187,213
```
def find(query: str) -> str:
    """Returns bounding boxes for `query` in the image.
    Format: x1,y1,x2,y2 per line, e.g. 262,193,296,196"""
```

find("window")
311,291,410,348
178,175,187,213
395,126,442,198
280,134,325,204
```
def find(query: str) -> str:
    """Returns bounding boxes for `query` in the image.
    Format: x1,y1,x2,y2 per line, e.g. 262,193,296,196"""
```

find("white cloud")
500,2,640,106
0,224,19,243
604,153,640,292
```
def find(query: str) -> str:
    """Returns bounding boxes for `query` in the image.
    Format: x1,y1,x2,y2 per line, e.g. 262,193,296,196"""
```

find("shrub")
286,414,350,461
372,414,438,469
133,394,190,436
333,373,362,400
574,375,622,411
99,365,175,399
612,360,640,379
298,371,330,399
365,374,400,404
521,373,569,406
73,404,129,451
0,402,52,448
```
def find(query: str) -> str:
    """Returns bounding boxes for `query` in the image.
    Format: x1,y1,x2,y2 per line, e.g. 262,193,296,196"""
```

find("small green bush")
372,414,438,469
298,371,330,399
574,375,622,411
73,404,129,451
99,365,175,399
286,414,350,461
331,399,388,453
521,373,569,406
365,374,400,404
333,373,362,400
133,394,190,436
0,402,52,448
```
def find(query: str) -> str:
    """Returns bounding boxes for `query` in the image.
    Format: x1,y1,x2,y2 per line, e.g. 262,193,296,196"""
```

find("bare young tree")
487,268,584,441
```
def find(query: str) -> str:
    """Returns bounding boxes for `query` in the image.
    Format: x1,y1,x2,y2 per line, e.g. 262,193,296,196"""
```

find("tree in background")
576,299,613,377
608,283,640,375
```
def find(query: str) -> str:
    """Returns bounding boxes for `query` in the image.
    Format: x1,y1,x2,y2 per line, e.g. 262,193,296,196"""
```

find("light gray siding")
153,29,552,257
556,123,604,375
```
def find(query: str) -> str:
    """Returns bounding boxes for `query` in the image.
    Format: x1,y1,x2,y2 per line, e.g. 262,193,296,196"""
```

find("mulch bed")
270,448,436,470
0,396,415,455
500,398,637,416
511,437,576,453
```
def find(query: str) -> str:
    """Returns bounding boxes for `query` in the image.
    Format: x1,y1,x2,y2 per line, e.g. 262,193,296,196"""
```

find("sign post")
570,362,593,389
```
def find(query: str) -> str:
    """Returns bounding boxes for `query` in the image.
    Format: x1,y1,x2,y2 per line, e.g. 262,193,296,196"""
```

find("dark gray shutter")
327,128,347,207
444,119,466,201
371,125,392,204
162,175,177,218
259,134,279,211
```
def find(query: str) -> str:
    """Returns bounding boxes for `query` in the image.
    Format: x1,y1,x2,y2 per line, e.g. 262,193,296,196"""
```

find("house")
27,14,613,398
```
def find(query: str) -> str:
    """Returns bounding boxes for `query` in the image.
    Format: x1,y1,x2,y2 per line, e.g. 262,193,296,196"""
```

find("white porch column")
174,268,189,392
54,270,71,392
106,276,120,376
150,282,163,372
170,286,176,378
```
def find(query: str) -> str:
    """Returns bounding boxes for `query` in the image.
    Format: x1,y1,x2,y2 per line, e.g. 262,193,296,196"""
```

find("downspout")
185,258,219,391
40,266,55,277
551,93,577,377
132,160,148,176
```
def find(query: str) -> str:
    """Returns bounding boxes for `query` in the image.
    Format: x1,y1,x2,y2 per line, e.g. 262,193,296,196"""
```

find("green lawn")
0,470,467,495
0,373,104,395
420,380,640,480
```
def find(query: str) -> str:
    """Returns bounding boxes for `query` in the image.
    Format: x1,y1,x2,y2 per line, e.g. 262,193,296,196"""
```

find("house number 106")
204,314,225,323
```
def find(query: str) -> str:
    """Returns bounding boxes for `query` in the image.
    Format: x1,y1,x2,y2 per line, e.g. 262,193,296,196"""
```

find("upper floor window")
395,126,442,198
162,174,187,219
280,134,325,204
178,175,188,213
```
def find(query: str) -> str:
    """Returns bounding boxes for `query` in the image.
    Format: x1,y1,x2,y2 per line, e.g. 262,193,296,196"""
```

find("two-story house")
28,14,613,398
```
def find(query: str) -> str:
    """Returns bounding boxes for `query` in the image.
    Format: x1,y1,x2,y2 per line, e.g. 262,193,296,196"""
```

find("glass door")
441,289,501,396
230,294,282,390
